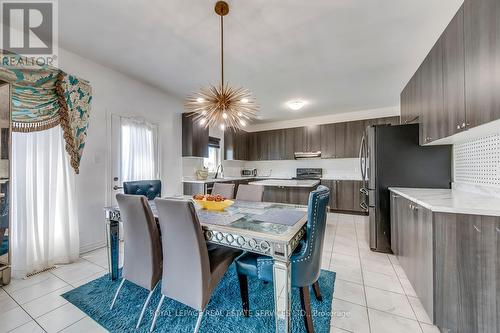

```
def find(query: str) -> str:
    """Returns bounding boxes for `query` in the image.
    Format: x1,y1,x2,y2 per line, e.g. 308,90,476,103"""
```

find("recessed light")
240,98,249,104
196,97,205,103
219,124,225,131
239,119,246,127
199,118,207,125
286,100,307,111
222,112,228,119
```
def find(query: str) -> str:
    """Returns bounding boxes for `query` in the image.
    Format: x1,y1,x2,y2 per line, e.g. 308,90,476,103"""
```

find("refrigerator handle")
359,134,366,181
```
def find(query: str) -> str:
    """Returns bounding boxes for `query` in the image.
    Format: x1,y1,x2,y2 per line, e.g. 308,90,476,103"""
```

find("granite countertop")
389,187,500,217
249,179,321,188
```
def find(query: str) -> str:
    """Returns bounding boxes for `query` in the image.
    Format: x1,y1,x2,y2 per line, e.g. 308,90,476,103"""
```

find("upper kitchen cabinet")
420,38,445,145
320,123,336,158
182,113,209,157
443,5,467,136
401,70,422,125
294,125,321,153
224,128,248,161
464,0,500,128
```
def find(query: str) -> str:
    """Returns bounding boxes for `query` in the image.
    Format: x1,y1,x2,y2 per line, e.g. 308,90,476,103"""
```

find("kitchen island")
249,179,320,205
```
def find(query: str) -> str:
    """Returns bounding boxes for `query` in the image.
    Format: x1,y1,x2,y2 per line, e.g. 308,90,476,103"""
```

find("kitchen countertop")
389,187,500,217
249,179,321,188
182,176,286,184
183,176,362,184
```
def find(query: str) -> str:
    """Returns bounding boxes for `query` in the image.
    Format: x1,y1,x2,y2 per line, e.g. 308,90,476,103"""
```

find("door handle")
360,202,368,211
360,188,368,195
113,185,123,191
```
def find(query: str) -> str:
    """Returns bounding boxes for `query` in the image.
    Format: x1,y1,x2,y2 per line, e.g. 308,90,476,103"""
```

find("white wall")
58,49,183,253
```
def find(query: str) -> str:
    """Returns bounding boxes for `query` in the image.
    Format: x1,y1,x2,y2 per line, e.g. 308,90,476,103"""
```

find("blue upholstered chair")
235,185,330,333
123,180,161,200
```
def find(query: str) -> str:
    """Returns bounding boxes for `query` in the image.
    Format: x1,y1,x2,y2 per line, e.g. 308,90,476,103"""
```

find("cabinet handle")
456,124,461,130
392,195,399,198
461,122,466,129
473,224,481,233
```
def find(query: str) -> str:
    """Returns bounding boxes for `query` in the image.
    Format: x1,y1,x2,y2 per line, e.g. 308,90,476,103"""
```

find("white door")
109,114,159,205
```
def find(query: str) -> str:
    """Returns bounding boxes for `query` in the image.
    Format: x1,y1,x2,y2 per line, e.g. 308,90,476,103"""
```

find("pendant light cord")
221,14,224,88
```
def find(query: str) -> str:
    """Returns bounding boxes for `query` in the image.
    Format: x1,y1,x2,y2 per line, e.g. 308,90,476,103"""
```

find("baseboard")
79,241,107,255
330,209,368,216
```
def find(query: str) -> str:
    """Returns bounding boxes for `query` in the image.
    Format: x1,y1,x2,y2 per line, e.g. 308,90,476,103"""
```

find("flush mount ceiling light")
286,100,307,111
185,1,258,131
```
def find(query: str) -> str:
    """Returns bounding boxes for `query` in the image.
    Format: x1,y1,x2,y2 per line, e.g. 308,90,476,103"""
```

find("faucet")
214,164,224,179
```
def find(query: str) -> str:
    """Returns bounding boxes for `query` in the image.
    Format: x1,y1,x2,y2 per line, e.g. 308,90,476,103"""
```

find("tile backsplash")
242,158,361,180
182,157,361,180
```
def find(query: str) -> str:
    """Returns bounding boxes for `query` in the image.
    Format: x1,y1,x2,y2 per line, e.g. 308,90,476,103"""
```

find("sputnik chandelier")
185,1,258,131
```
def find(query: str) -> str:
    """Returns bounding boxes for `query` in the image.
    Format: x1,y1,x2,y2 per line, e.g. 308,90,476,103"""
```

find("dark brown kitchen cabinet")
224,128,248,161
345,121,365,158
464,0,500,128
262,186,314,205
392,195,434,322
443,5,467,136
433,213,494,333
284,128,296,160
420,38,445,145
401,73,420,125
320,124,336,159
269,129,286,160
247,132,259,161
320,180,338,210
320,180,364,213
182,113,209,157
293,125,320,153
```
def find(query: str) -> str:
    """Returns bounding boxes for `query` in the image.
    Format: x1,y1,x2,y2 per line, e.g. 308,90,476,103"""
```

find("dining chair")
151,198,242,333
211,183,235,199
235,184,264,202
123,180,162,200
234,185,330,333
112,194,163,329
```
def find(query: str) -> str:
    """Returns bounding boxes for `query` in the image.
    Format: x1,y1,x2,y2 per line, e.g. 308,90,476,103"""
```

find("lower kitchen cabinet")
320,180,365,214
392,195,433,321
262,186,314,205
390,190,500,333
434,213,500,333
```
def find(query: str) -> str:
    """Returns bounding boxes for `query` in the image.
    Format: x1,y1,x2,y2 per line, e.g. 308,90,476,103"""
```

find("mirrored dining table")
104,197,308,333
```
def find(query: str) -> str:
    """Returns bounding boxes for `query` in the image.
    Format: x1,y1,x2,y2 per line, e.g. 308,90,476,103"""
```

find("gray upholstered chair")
151,198,242,333
211,183,235,199
112,194,162,329
235,184,264,202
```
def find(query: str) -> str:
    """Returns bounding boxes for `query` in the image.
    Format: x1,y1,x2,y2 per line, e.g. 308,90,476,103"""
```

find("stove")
293,168,323,180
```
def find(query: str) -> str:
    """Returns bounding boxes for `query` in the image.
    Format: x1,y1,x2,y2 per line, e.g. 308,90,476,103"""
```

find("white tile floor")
0,213,441,333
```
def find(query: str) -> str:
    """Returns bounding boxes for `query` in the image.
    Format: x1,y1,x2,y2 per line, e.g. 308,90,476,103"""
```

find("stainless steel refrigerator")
359,123,451,253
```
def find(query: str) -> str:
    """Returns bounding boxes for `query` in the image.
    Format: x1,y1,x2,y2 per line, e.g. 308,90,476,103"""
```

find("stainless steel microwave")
241,168,257,177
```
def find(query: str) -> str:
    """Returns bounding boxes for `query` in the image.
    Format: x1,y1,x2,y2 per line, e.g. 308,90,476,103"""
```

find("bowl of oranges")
192,194,234,211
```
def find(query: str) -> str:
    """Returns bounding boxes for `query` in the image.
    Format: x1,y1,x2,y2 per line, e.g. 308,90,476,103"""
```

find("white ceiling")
59,0,463,123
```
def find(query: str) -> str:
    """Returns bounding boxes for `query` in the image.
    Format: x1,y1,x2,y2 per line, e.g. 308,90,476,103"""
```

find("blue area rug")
0,236,8,256
62,264,336,333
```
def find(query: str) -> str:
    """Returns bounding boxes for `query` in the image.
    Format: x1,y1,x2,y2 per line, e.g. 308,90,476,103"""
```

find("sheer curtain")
121,118,157,182
12,126,79,278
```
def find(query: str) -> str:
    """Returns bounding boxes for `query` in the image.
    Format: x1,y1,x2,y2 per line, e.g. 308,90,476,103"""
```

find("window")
120,118,158,182
204,136,221,173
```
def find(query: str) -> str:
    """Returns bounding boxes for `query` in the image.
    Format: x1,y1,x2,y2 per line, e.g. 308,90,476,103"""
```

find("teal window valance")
0,52,92,174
